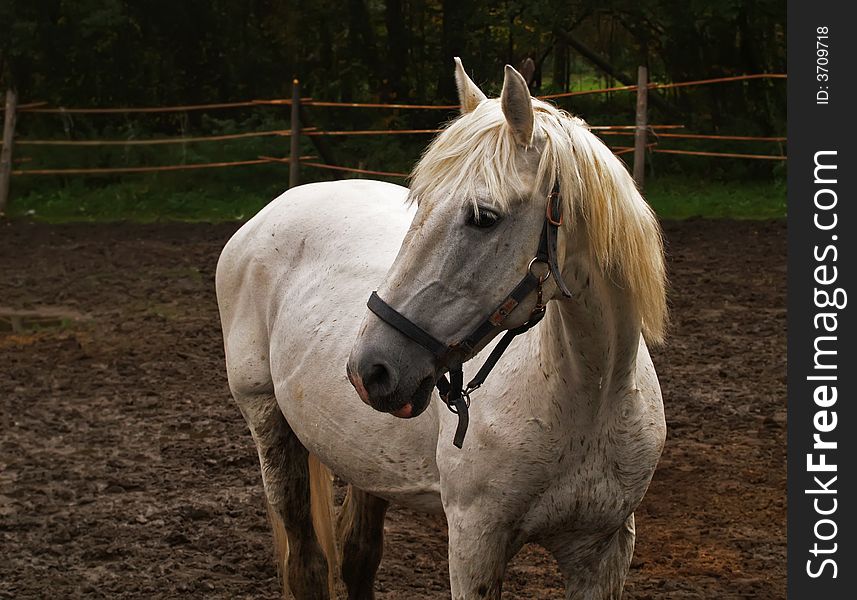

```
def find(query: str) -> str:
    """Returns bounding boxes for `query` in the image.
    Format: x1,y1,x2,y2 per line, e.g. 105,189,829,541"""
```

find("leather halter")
367,183,572,448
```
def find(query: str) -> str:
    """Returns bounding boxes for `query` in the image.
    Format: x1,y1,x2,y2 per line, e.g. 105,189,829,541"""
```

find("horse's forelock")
408,99,531,212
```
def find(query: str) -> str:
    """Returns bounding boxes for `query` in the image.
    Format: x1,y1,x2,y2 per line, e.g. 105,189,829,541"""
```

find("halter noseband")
367,183,572,448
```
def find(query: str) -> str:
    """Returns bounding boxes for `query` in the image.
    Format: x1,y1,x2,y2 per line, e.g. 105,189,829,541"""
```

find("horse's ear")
454,57,486,114
501,65,534,146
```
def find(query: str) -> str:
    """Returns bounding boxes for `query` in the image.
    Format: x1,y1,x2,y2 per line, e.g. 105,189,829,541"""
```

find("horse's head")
348,58,667,420
347,59,567,418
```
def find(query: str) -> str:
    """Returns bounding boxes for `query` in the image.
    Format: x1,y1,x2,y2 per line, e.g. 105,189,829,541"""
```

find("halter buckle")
527,257,552,283
489,297,520,326
443,388,471,413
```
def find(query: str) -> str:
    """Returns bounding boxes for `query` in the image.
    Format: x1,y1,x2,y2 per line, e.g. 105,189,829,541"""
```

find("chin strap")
433,307,548,447
366,185,571,448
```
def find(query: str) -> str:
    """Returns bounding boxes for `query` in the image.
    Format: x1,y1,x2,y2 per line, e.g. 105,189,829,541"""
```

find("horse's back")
216,179,412,394
218,179,411,284
216,180,443,508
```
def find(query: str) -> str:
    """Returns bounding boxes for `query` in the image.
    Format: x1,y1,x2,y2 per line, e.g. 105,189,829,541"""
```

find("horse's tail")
266,454,337,599
267,501,292,598
309,453,338,598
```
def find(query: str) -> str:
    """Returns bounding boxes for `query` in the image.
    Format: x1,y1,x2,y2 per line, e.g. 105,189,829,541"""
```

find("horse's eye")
467,208,501,229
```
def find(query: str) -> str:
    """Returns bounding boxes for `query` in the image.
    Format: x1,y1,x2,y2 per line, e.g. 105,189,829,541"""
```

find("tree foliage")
3,0,783,115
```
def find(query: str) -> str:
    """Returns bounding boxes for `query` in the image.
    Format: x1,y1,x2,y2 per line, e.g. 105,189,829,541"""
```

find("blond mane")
409,98,667,343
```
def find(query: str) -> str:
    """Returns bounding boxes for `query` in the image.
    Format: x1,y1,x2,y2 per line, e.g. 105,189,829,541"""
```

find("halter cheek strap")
366,184,572,448
545,187,573,298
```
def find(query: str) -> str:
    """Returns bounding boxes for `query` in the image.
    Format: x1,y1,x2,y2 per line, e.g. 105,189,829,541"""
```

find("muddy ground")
0,218,785,599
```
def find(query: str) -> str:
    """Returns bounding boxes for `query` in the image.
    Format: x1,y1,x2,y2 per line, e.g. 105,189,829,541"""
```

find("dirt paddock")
0,218,785,599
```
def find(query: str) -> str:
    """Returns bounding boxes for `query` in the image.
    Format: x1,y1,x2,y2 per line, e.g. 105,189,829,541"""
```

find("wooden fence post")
0,89,18,216
289,79,301,188
633,66,648,189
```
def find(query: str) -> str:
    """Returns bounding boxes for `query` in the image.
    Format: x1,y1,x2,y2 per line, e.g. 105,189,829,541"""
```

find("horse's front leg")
444,505,520,600
543,514,636,600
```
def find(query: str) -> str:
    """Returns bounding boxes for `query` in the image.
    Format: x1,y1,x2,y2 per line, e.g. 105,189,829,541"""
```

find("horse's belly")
276,368,443,512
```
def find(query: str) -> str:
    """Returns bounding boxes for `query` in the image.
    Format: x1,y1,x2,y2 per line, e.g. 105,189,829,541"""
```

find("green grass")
9,181,275,223
6,173,785,223
644,176,786,219
6,166,292,223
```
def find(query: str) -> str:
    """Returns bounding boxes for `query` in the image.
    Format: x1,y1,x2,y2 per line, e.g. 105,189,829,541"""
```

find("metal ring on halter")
527,257,552,283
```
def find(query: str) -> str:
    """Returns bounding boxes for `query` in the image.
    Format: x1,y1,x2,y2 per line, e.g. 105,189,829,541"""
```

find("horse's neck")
539,257,641,402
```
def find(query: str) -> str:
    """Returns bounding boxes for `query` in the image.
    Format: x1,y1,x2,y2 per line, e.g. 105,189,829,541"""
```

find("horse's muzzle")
346,361,433,419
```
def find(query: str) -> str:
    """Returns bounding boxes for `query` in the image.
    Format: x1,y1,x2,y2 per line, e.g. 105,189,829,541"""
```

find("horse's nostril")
366,362,390,387
363,362,396,397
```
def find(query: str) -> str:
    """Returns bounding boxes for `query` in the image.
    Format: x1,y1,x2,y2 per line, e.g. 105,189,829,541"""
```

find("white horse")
216,59,667,600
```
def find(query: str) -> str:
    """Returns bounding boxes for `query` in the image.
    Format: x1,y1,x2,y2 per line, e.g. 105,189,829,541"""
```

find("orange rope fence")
589,124,684,131
16,130,293,146
16,101,49,110
15,98,312,114
653,132,786,142
11,155,315,176
260,156,410,178
653,73,787,90
651,148,786,161
7,74,786,114
298,100,459,110
264,74,788,107
538,84,642,99
611,147,635,156
5,73,787,179
302,124,686,135
20,100,263,114
538,73,787,100
11,124,688,147
12,145,784,178
304,128,441,136
596,130,785,142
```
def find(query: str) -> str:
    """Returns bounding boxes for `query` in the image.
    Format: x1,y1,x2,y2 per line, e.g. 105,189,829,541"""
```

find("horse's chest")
524,401,665,537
